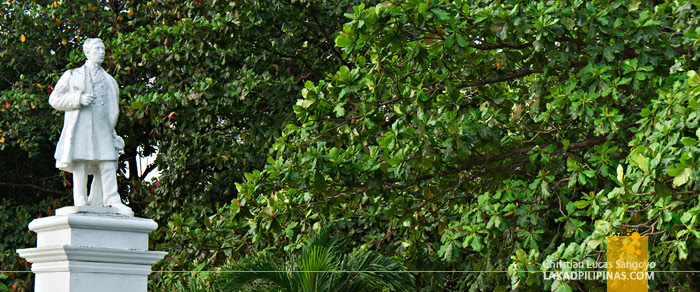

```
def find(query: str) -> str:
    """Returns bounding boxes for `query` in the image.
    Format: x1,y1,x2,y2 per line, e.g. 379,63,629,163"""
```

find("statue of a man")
49,38,132,216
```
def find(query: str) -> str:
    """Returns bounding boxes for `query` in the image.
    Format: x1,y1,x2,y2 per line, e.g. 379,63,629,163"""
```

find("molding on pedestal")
29,212,158,234
31,261,153,275
17,246,167,266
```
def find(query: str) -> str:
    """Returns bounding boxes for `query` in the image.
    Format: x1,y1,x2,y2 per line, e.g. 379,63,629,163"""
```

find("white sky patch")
123,147,160,182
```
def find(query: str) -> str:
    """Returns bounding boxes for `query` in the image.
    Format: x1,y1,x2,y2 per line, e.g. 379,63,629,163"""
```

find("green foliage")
2,0,373,290
157,271,214,292
231,0,700,290
215,227,413,292
0,199,50,291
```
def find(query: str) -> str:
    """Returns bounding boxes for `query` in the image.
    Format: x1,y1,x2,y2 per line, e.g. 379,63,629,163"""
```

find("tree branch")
139,163,159,181
304,4,351,68
456,59,589,88
469,41,533,50
0,182,69,195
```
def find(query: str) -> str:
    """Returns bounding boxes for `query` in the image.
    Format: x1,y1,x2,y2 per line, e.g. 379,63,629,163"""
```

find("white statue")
49,38,132,216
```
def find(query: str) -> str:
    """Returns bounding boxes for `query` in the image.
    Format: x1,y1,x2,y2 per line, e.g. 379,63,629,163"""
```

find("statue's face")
85,42,105,65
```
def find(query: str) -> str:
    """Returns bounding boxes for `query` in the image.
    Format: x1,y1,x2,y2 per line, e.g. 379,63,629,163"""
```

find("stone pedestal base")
17,207,167,292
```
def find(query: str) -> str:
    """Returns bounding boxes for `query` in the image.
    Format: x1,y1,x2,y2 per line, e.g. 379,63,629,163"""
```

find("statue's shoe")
107,202,134,217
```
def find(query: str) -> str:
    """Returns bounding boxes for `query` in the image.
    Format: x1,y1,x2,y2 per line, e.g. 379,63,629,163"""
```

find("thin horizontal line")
2,270,699,273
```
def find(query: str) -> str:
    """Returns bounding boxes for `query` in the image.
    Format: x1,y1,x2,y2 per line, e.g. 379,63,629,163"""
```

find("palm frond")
215,227,414,292
339,250,415,292
214,253,290,292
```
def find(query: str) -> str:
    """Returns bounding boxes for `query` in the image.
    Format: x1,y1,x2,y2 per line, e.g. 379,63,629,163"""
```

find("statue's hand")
80,93,95,106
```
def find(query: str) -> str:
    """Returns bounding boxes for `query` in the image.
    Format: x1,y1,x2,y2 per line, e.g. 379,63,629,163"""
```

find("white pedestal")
17,207,167,292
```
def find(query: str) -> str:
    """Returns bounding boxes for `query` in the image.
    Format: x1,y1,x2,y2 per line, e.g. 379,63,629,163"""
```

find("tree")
231,0,700,290
1,0,368,290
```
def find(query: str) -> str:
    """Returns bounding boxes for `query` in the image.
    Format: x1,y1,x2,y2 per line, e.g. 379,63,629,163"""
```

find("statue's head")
83,38,105,65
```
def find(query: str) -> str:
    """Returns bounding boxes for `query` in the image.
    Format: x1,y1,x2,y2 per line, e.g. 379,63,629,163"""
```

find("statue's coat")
49,64,120,173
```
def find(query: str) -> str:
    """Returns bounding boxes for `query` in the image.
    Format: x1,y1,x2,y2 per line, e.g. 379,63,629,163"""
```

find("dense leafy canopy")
1,0,700,291
232,0,700,290
2,0,360,289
